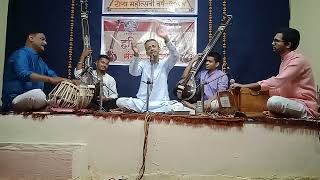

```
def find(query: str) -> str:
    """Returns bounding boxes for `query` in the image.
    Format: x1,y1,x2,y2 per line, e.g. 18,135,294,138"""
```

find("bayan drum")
48,81,79,109
78,84,95,109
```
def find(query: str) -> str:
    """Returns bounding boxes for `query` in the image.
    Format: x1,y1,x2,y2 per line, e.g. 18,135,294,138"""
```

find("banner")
101,17,197,66
103,0,197,15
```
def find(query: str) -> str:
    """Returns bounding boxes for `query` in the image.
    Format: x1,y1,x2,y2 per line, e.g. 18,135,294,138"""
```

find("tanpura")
80,0,95,85
175,15,232,103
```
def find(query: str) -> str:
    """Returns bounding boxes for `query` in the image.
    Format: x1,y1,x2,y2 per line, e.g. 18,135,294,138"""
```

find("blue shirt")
197,69,229,100
1,47,57,110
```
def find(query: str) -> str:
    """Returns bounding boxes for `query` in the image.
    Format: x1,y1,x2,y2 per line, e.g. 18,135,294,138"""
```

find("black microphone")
147,78,153,84
149,54,155,62
229,78,236,85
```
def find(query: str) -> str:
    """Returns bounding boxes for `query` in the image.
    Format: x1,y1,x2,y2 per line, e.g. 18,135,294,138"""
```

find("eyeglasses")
273,39,285,43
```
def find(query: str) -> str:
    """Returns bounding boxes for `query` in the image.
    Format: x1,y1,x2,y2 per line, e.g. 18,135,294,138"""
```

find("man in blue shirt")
2,31,67,112
180,51,229,111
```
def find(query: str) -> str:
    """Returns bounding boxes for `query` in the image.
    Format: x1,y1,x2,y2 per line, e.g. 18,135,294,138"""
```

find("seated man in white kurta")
74,50,118,111
116,27,181,113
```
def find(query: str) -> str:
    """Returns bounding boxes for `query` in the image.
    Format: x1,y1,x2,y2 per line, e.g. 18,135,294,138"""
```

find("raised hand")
80,48,92,61
156,26,169,42
131,41,139,56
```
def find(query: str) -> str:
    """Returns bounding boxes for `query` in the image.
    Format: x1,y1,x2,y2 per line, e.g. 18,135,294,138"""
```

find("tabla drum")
48,81,79,109
77,84,95,109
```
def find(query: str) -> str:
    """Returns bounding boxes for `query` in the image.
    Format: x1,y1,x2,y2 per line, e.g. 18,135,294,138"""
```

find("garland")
208,0,213,40
222,0,230,73
67,0,76,79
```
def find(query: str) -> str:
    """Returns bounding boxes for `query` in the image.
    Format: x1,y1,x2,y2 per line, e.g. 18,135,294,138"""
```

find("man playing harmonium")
1,31,68,112
231,28,319,119
74,49,118,111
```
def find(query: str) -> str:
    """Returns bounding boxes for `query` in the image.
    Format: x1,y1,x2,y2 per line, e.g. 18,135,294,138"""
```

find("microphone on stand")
143,54,156,112
149,53,156,62
229,78,235,85
146,78,152,112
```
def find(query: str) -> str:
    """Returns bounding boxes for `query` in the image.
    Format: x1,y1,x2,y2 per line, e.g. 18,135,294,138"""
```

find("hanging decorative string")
136,113,154,180
208,0,213,41
222,0,230,73
67,0,75,79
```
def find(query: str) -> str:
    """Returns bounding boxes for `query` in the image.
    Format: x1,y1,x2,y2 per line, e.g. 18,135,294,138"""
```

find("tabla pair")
48,81,95,109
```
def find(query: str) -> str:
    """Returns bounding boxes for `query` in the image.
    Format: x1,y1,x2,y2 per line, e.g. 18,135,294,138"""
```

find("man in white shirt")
74,50,118,111
116,27,181,113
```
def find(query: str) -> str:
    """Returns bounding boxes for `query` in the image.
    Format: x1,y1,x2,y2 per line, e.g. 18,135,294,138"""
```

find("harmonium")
232,88,270,115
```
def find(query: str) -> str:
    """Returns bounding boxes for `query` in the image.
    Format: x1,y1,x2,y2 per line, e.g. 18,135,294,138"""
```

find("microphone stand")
98,76,104,112
146,78,153,112
80,67,117,112
145,55,155,113
200,80,205,114
97,76,118,112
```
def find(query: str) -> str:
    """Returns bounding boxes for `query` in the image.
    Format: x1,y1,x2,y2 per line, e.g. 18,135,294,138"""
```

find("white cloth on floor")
12,89,47,111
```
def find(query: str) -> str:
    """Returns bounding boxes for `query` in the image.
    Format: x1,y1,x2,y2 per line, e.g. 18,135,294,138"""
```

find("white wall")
1,115,320,179
290,0,320,87
0,0,9,106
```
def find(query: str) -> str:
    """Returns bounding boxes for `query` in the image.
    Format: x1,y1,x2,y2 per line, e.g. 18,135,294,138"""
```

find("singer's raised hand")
131,41,139,57
156,26,169,43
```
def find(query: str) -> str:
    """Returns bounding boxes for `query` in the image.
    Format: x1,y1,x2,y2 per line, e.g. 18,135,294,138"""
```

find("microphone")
149,54,155,62
147,78,153,84
229,78,235,85
145,77,153,112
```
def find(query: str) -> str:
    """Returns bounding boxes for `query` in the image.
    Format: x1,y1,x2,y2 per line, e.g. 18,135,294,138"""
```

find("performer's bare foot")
120,107,136,113
263,110,284,118
181,100,195,110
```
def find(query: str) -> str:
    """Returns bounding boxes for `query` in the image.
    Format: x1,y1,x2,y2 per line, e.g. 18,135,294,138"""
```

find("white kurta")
117,41,180,112
74,69,118,98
